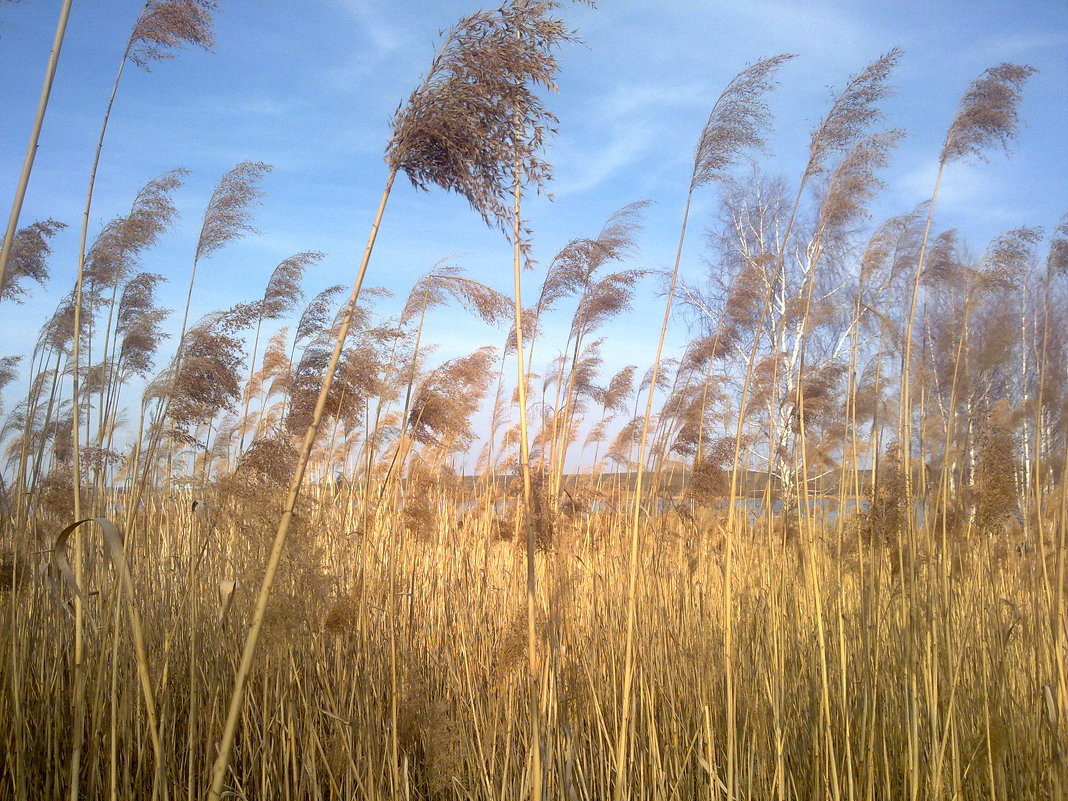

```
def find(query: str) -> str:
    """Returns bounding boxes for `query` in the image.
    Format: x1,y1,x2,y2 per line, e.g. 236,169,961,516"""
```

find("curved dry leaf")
218,579,237,626
51,517,126,601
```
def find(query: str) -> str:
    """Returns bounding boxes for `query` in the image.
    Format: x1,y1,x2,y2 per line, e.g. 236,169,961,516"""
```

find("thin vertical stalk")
0,0,74,300
236,311,267,458
67,51,140,799
208,166,396,801
70,54,130,514
512,157,541,801
615,189,692,801
899,166,944,524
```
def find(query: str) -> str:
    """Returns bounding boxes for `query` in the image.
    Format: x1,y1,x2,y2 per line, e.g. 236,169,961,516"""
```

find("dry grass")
0,488,1063,799
0,4,1064,799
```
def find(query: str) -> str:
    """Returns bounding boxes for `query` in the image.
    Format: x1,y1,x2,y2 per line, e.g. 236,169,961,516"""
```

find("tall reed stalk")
616,54,794,801
208,5,575,797
0,0,73,304
898,63,1035,523
60,10,217,792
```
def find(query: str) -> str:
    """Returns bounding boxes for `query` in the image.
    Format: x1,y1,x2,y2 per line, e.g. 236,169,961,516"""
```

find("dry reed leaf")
218,578,236,626
49,516,163,769
51,517,125,601
1043,684,1059,727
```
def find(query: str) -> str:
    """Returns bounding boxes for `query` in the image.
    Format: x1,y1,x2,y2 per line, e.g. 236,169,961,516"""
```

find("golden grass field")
0,1,1065,799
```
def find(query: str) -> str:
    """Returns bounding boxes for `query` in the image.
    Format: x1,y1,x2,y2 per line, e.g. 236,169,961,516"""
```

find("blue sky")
1,0,1066,450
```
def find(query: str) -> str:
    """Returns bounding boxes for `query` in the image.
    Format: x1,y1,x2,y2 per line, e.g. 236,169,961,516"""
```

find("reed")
0,8,1061,801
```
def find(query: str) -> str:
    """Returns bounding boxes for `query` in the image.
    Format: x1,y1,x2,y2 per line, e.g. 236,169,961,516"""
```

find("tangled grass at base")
0,486,1064,799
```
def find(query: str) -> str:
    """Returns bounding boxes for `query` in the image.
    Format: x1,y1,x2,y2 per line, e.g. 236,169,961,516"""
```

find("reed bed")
1,1,1065,799
0,484,1063,799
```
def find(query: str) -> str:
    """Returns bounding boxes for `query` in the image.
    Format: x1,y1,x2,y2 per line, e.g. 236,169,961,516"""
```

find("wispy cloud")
890,158,1032,230
980,30,1068,60
550,82,706,196
733,0,873,60
551,125,657,197
323,0,414,89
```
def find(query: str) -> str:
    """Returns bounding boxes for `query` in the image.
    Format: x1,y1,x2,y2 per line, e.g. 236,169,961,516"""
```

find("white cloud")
889,158,1033,232
549,81,707,196
322,0,414,89
982,30,1068,60
552,122,656,196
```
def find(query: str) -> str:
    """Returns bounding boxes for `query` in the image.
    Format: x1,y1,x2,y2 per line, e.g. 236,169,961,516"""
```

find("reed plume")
277,284,344,423
283,294,385,440
127,0,217,68
65,11,220,666
541,202,647,499
209,7,578,798
114,273,169,379
295,284,345,345
194,161,273,261
237,252,321,454
409,346,498,453
0,219,66,303
600,364,637,418
804,49,901,178
158,161,272,421
941,64,1037,164
534,200,649,314
401,265,512,327
816,130,904,237
617,53,797,801
0,357,19,406
900,62,1036,515
168,309,248,435
85,170,186,297
127,163,270,534
386,1,575,234
94,272,170,476
386,265,510,489
244,327,290,434
86,170,186,464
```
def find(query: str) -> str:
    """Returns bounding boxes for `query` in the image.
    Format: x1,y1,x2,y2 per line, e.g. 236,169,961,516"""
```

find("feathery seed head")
942,63,1036,165
260,252,322,320
128,0,219,69
195,161,273,262
1,219,66,303
387,1,577,234
692,53,796,189
806,49,901,179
